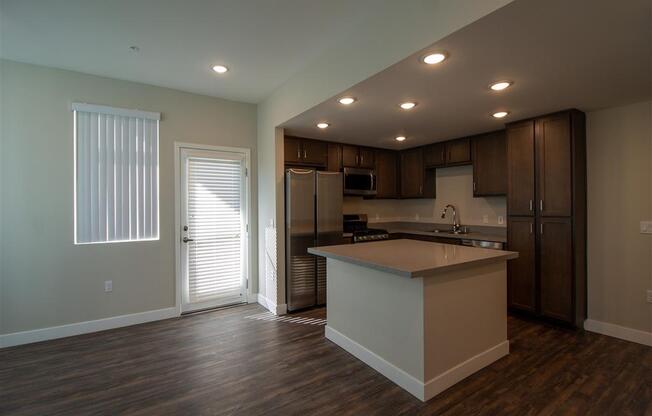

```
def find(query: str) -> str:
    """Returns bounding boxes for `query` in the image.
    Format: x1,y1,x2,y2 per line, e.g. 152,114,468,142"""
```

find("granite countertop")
308,239,518,278
372,221,507,243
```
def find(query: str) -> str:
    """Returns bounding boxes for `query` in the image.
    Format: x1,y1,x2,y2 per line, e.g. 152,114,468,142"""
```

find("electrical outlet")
647,290,652,303
104,280,113,293
640,221,652,234
498,216,504,225
482,215,489,224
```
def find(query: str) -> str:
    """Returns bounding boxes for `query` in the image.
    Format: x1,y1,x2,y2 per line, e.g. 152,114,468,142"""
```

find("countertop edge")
308,246,518,278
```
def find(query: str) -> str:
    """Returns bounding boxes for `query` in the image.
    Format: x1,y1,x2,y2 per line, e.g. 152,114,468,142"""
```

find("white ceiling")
282,0,652,149
0,0,379,103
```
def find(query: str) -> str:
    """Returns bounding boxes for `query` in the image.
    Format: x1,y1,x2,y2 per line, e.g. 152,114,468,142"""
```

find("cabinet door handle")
360,155,364,164
304,149,307,159
529,200,533,212
473,182,476,192
540,223,544,235
356,155,359,166
529,222,533,234
419,185,423,195
540,200,544,212
297,149,301,159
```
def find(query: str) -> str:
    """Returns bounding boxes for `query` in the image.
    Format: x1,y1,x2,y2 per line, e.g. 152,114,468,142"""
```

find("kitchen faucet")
441,204,461,233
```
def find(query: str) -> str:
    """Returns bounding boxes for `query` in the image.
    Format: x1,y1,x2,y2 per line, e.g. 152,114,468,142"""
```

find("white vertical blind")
187,156,244,303
74,103,160,244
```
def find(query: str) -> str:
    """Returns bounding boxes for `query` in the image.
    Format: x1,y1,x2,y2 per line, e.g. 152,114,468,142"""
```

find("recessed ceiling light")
422,52,447,65
492,111,509,119
317,122,329,129
212,65,229,74
395,136,406,142
490,81,512,91
338,97,356,105
400,102,417,110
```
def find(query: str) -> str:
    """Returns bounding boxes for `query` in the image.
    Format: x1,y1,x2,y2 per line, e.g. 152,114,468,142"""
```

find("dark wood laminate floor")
1,304,650,416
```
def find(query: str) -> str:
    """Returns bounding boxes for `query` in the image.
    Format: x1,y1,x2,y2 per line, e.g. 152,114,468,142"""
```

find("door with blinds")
180,148,248,312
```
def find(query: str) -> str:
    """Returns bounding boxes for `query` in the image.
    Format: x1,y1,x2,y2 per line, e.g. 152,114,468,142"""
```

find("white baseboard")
0,307,179,349
584,319,652,347
257,294,287,316
325,325,425,400
423,340,509,400
325,325,509,402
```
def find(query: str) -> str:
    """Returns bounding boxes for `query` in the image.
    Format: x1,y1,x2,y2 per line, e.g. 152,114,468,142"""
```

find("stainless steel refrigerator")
286,169,343,311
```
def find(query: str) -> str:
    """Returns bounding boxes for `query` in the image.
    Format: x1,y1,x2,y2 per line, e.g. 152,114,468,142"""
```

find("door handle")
182,237,194,243
529,200,533,212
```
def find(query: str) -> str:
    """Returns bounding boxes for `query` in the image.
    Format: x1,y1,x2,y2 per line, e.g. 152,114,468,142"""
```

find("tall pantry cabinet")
506,110,586,327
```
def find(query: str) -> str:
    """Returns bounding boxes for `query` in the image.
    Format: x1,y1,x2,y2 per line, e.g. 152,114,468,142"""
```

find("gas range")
353,228,390,243
343,214,390,243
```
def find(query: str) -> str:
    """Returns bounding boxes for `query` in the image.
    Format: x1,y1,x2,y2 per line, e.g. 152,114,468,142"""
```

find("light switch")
498,216,504,225
641,221,652,234
105,280,113,292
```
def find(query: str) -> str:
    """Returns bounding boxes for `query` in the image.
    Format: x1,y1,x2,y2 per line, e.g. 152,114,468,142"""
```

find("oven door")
343,168,376,196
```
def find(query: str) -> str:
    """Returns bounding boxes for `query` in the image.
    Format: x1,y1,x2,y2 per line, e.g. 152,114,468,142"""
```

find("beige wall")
344,165,506,227
587,100,652,333
0,60,257,334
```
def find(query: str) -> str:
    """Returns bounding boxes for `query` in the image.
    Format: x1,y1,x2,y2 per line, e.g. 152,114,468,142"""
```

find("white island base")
309,240,517,402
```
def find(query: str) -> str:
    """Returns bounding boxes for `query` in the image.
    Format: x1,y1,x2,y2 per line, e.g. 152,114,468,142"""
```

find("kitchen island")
308,239,518,402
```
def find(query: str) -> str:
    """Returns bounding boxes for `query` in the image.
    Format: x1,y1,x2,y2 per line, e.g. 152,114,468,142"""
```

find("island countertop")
308,239,518,278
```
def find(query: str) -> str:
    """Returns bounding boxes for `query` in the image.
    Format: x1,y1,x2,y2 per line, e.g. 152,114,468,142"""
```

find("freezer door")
286,169,316,311
316,171,343,305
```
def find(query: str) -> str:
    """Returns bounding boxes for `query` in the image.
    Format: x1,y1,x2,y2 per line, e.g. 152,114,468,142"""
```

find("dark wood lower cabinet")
507,217,536,313
508,215,582,327
538,217,574,323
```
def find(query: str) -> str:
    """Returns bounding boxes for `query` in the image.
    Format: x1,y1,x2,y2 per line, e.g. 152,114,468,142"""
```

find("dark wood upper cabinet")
446,138,471,166
424,143,446,168
342,145,358,167
301,140,328,166
400,148,423,198
284,136,328,167
284,137,303,164
424,139,471,168
538,217,574,323
536,114,572,217
472,131,506,196
375,150,399,199
358,148,375,169
343,145,375,168
327,143,342,172
400,148,435,198
507,120,535,216
507,216,536,313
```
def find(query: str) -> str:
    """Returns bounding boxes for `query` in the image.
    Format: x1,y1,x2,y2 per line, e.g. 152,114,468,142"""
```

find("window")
73,103,160,244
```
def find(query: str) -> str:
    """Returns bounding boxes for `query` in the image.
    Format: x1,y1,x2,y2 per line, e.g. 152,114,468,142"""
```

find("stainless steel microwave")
343,167,377,196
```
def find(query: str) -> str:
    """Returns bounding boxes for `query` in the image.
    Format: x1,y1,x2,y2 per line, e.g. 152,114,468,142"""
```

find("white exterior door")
180,147,248,312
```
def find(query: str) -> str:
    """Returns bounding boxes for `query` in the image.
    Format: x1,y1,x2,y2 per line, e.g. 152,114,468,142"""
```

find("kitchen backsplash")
343,165,507,227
